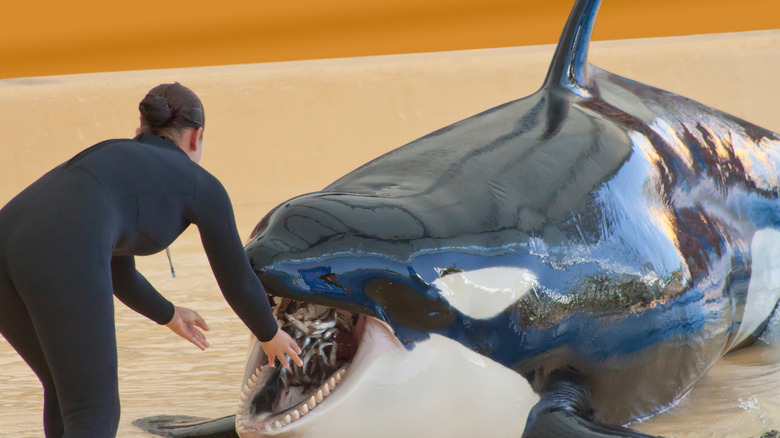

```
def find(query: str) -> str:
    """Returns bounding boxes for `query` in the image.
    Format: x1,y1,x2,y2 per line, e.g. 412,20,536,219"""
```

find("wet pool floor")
2,205,780,437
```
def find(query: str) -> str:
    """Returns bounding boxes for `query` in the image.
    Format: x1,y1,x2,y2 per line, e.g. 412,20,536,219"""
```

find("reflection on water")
1,204,780,437
633,343,780,437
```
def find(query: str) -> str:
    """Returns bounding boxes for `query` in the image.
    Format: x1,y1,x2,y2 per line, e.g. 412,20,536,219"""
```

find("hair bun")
139,94,175,128
137,83,203,135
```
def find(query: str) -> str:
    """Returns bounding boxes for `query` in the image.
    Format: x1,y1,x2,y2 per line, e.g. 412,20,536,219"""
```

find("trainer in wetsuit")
0,82,303,438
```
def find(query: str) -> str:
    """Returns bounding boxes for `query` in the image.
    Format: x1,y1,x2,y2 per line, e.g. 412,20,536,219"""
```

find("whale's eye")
364,277,455,331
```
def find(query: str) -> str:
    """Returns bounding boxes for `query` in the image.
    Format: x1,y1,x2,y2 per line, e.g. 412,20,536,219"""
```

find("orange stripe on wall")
2,0,778,79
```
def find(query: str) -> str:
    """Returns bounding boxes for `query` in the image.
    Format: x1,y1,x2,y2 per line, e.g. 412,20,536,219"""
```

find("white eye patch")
433,267,538,319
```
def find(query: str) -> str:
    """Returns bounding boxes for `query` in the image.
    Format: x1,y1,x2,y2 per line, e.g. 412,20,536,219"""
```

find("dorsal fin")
543,0,601,96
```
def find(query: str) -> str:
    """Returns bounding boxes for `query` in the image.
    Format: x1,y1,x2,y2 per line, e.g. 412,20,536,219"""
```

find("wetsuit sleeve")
190,173,279,342
111,255,176,325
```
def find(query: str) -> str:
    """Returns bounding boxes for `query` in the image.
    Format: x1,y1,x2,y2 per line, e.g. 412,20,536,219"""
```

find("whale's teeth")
242,384,251,395
315,390,324,402
328,377,336,389
321,384,330,396
301,404,309,414
274,421,283,429
253,367,261,377
308,396,317,409
335,372,342,382
284,414,292,425
292,410,301,420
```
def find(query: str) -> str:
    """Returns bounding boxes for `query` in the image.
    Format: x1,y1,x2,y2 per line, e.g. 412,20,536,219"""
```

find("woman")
0,82,302,437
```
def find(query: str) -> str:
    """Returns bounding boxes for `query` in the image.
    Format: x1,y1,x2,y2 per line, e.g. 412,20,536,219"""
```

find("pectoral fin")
523,372,660,438
132,414,237,438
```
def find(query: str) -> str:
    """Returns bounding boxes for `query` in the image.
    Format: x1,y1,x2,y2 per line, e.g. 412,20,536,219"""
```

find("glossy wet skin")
246,63,780,427
239,0,780,433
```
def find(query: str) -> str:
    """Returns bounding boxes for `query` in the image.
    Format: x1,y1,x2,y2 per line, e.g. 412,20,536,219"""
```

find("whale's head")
231,1,681,434
233,58,653,433
235,192,541,437
233,50,642,437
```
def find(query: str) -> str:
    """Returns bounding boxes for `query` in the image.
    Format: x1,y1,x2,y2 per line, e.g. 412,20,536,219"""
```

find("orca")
138,0,780,436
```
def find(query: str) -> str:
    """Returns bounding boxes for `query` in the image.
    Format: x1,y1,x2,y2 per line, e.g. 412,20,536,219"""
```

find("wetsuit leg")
4,232,120,438
0,267,63,437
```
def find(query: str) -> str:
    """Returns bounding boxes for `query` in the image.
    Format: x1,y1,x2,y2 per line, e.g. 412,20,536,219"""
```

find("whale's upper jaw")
252,255,461,348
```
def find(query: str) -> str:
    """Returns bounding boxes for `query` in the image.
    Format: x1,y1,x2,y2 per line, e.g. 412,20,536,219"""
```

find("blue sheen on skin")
242,0,780,431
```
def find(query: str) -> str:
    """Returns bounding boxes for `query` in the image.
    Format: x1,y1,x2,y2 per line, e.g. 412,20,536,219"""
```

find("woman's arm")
192,173,302,367
111,255,175,324
112,255,211,349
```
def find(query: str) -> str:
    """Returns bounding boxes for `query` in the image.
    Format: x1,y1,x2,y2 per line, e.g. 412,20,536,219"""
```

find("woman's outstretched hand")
261,328,303,369
165,305,210,350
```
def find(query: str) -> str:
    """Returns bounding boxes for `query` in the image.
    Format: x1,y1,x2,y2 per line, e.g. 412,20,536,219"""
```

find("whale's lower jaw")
235,300,539,438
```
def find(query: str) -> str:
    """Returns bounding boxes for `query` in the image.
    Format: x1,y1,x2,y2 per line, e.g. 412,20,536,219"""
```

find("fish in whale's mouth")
237,298,385,433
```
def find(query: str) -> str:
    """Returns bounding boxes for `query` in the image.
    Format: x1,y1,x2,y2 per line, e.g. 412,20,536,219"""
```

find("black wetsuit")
0,133,277,437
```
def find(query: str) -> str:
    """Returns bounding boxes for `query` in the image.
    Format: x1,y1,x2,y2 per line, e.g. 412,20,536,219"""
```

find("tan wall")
2,30,779,232
4,0,780,79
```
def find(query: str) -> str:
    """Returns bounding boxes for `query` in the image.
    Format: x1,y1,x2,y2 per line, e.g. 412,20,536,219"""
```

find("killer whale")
137,0,780,437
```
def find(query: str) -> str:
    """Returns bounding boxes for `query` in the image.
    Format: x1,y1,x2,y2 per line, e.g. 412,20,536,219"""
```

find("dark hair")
138,82,205,137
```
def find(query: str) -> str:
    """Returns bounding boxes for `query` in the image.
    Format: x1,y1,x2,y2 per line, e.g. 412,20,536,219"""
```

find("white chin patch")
733,228,780,347
434,267,537,319
248,333,538,438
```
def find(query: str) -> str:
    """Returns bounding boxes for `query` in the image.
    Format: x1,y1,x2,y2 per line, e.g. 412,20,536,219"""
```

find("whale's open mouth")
237,298,391,434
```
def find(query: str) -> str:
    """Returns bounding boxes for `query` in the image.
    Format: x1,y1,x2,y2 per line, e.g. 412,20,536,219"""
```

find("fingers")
190,327,210,350
180,307,209,331
259,328,305,369
189,336,208,351
287,344,303,367
276,353,291,369
274,342,302,368
195,338,209,351
288,335,302,366
193,314,210,331
176,323,208,350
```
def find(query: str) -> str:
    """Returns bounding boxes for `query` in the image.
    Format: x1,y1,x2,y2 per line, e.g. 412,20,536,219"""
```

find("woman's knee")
42,384,63,438
62,397,120,438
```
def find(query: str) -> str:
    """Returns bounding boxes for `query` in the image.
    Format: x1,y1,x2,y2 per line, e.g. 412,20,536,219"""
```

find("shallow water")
0,204,272,438
2,203,780,438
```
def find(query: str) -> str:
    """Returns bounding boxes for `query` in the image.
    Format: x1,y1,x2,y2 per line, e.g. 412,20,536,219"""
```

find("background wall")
2,0,778,79
2,30,779,220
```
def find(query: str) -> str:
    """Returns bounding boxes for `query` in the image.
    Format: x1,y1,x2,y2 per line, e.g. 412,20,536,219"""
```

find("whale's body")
240,0,780,435
137,1,780,437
